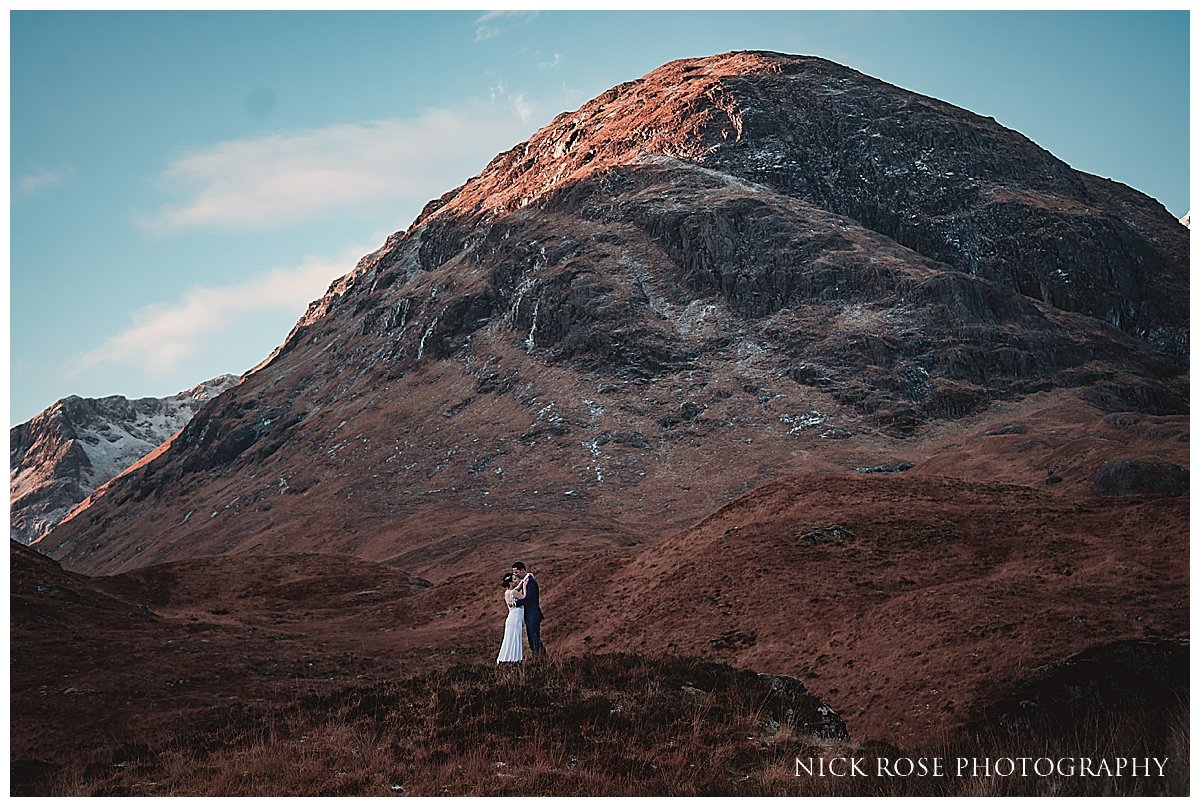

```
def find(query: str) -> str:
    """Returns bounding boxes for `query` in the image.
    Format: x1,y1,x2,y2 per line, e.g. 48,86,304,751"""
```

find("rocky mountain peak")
329,49,1184,363
35,52,1187,576
421,50,1091,225
415,51,798,222
10,374,240,545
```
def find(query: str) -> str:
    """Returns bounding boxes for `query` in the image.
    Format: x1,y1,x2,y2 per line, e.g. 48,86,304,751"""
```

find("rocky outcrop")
1091,460,1189,496
972,638,1188,733
10,374,238,544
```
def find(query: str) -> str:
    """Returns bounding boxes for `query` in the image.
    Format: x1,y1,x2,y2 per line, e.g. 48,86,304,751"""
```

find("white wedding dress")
496,588,524,663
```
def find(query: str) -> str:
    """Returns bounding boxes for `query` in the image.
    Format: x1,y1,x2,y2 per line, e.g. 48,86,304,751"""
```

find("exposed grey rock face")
699,61,1187,358
10,374,239,544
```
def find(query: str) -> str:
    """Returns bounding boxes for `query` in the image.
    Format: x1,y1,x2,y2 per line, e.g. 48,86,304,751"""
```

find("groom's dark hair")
511,561,526,571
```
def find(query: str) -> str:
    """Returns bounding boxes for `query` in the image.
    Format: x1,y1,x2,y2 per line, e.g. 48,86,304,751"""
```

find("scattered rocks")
595,430,650,449
658,402,705,428
818,428,853,440
984,423,1029,436
795,523,855,546
779,411,825,434
853,463,913,474
758,673,849,740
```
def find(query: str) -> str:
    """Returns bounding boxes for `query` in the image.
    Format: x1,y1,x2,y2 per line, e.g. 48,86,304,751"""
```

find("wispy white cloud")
474,10,537,42
70,245,372,375
511,94,533,122
517,46,562,71
144,98,537,233
489,79,534,123
15,166,74,196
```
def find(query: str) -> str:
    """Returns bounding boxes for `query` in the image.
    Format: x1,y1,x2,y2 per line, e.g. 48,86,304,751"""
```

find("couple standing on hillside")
496,561,546,664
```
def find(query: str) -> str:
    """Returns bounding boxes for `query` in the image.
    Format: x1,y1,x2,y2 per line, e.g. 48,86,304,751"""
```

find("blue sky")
9,10,1190,425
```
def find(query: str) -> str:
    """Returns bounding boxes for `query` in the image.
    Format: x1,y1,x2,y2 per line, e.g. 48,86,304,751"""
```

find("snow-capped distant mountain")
10,374,240,545
1181,211,1190,228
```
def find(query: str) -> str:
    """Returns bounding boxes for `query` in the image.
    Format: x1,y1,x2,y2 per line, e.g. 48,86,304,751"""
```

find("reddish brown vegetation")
10,542,1186,797
12,447,1188,795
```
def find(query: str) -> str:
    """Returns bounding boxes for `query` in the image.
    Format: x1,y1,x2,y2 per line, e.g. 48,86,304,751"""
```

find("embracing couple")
496,561,546,664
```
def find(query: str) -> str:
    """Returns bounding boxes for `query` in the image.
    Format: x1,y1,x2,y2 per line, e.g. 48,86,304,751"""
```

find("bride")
496,572,526,664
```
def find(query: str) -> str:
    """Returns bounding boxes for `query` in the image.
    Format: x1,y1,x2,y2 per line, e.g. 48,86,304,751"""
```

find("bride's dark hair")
501,573,514,588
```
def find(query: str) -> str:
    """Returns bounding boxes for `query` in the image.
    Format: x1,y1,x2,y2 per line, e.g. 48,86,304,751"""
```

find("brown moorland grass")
33,652,1187,797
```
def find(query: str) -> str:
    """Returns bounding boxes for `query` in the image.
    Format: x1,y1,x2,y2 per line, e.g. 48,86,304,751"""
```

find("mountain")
10,374,239,545
1181,211,1190,228
18,49,1189,765
35,51,1186,575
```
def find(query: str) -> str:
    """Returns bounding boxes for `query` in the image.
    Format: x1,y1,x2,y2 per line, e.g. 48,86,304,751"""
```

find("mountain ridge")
10,374,239,545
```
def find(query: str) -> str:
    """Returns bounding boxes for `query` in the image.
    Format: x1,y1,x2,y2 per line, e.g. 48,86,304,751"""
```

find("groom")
511,561,546,656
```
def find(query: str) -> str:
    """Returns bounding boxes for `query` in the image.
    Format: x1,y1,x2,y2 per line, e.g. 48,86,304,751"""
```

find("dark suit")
513,573,546,654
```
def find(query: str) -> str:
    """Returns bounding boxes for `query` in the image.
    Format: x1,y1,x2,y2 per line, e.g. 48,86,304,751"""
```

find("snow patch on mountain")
10,374,240,545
